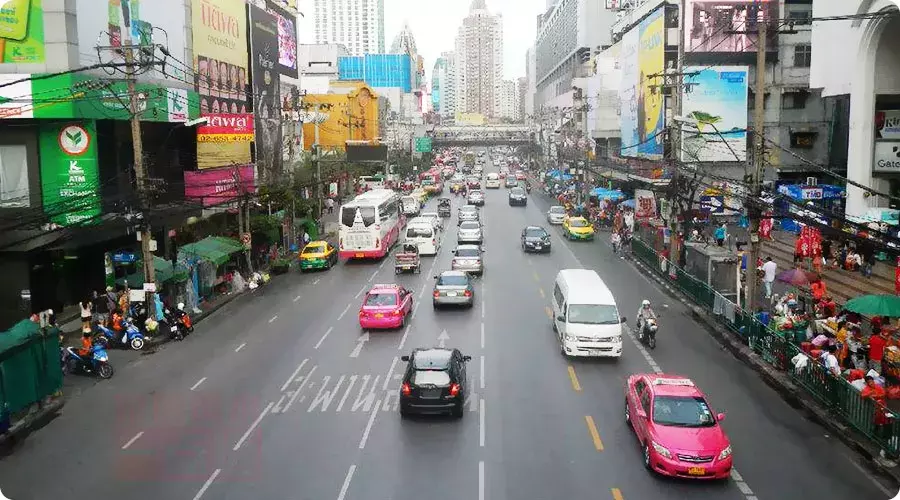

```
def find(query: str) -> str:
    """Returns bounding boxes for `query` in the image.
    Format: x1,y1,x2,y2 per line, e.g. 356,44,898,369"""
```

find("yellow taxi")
562,216,595,241
299,241,338,271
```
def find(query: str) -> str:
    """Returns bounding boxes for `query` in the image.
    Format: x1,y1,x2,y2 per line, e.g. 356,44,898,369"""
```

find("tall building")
499,80,520,121
390,22,418,56
312,0,385,56
434,52,457,122
524,46,536,117
453,0,504,118
517,77,527,120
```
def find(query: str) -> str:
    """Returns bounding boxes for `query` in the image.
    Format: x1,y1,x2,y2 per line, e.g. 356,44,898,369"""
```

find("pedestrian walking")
761,256,778,299
714,223,727,247
325,197,335,214
79,297,93,333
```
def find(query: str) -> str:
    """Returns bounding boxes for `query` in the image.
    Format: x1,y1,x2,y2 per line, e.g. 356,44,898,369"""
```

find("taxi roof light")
653,378,695,386
372,284,401,290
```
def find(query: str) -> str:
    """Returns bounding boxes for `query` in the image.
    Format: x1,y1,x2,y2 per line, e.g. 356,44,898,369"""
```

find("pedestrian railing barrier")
0,320,63,420
632,238,900,456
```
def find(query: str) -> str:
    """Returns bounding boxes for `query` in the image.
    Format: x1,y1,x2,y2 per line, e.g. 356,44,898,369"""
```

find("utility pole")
124,45,155,301
314,107,323,219
746,13,768,312
669,0,687,266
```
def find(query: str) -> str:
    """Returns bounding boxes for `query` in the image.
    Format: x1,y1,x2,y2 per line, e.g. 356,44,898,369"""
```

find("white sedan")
547,206,567,224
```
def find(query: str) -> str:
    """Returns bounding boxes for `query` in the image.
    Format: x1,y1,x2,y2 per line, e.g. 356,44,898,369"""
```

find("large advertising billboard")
192,0,250,169
619,7,665,159
249,4,282,179
681,66,749,162
184,165,256,207
39,121,101,226
75,0,187,82
0,0,44,63
301,84,379,150
684,0,778,54
266,1,298,78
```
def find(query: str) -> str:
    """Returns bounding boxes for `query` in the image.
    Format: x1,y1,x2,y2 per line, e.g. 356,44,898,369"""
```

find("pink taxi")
625,374,732,480
358,284,414,330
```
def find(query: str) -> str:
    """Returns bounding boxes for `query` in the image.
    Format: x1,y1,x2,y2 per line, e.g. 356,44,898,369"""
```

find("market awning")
117,257,189,286
178,236,243,266
591,187,625,200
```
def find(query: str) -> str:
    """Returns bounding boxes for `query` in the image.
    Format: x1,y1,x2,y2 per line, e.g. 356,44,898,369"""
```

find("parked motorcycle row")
60,303,194,380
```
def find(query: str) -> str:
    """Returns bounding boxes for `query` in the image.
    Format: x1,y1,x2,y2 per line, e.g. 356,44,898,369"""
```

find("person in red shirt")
861,375,895,455
868,328,888,374
810,275,827,301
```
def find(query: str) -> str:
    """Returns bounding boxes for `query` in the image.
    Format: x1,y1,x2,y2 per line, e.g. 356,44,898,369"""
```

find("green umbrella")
842,294,900,317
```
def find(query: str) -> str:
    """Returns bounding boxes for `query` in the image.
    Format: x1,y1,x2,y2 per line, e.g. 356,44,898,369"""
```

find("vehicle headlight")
652,441,672,459
565,334,576,342
718,445,732,460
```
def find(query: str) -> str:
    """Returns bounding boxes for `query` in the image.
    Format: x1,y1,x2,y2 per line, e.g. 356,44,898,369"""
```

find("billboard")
39,121,101,226
266,1,298,78
0,0,44,63
301,84,380,150
684,0,778,54
619,7,665,159
192,0,250,169
680,66,749,162
184,165,256,207
249,4,282,179
197,113,254,142
75,0,187,82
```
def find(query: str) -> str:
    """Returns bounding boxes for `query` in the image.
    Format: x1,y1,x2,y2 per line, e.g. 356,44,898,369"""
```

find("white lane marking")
192,468,222,500
419,282,427,298
480,322,485,349
481,298,485,318
355,285,366,299
337,464,357,500
313,278,321,285
412,301,420,319
234,342,246,352
272,394,287,413
293,294,302,302
478,461,485,500
383,356,399,391
397,324,412,351
280,359,309,392
268,315,278,323
233,402,274,451
428,259,437,276
367,269,379,282
480,355,485,389
314,327,333,349
730,470,758,499
624,326,662,374
479,398,486,447
841,451,893,497
190,377,207,391
379,260,386,270
121,431,143,450
358,397,382,449
349,332,369,358
282,366,317,413
337,303,352,321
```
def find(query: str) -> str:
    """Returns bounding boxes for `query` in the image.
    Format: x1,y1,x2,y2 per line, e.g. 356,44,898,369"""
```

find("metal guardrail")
632,238,900,456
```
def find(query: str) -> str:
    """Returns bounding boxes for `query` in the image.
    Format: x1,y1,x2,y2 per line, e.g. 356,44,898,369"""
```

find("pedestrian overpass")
430,125,532,146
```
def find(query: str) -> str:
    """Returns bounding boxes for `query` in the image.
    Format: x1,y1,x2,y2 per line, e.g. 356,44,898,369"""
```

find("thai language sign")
196,113,254,142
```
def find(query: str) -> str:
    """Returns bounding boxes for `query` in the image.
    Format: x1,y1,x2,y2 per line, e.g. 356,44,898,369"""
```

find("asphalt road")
0,156,895,500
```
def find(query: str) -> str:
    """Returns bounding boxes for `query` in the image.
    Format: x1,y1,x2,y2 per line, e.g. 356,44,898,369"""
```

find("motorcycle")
62,344,114,379
164,304,192,341
637,318,658,349
94,318,146,350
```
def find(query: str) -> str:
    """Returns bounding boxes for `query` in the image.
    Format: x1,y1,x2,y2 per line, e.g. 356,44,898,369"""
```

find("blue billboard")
338,54,413,92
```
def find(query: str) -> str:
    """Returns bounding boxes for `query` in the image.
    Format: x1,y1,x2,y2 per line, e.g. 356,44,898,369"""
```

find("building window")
0,144,29,207
782,92,808,110
794,44,812,67
788,9,812,26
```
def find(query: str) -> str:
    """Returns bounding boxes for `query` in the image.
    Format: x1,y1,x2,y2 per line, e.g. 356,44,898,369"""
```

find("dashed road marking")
611,488,624,500
315,327,333,349
539,288,545,298
567,365,582,391
355,285,366,299
480,322,485,348
190,377,207,391
478,461,485,500
533,271,540,282
268,315,278,323
383,356,398,391
480,355,485,389
420,282,427,298
234,342,246,352
367,270,378,282
337,464,356,500
337,303,351,321
585,415,604,451
397,324,412,351
313,278,321,285
293,294,302,302
545,307,553,319
358,397,382,449
281,365,317,413
479,398,486,447
281,359,309,392
121,431,143,450
192,469,221,500
730,470,759,499
233,402,274,451
412,301,420,319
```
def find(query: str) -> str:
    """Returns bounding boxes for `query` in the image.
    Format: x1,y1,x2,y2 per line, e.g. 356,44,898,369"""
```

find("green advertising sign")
0,0,45,64
415,136,432,153
39,121,101,226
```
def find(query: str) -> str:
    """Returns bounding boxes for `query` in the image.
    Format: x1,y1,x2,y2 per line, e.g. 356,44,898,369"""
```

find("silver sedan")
457,220,483,244
458,206,480,225
432,271,475,308
451,245,484,275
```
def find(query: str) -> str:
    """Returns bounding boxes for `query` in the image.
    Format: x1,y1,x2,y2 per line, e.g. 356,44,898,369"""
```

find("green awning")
117,257,189,285
178,236,243,266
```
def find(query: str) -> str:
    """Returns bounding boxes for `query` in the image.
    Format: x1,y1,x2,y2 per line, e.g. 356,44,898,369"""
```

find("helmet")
642,300,651,307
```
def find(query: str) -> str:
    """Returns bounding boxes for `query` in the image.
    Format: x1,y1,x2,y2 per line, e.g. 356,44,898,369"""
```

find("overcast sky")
296,0,546,83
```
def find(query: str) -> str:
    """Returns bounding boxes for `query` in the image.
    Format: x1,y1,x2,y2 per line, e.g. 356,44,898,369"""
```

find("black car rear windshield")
438,275,468,286
525,228,547,237
412,369,451,386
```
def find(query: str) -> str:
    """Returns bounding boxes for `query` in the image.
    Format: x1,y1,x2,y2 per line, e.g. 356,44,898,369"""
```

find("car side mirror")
620,316,627,324
401,355,410,362
717,412,726,422
557,315,565,322
433,275,439,279
463,355,472,362
451,250,456,254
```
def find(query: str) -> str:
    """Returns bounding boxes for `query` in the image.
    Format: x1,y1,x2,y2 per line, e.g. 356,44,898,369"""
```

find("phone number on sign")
197,134,254,143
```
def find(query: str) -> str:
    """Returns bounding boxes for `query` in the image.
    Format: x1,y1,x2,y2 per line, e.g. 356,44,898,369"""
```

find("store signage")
184,165,256,207
197,113,255,142
874,141,900,172
112,251,137,264
876,110,900,140
800,188,823,200
39,121,101,226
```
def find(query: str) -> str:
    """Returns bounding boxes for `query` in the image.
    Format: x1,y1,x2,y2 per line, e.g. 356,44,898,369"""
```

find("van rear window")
407,226,433,238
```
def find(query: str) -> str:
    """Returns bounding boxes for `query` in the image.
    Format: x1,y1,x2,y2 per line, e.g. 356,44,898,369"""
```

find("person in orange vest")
810,275,827,301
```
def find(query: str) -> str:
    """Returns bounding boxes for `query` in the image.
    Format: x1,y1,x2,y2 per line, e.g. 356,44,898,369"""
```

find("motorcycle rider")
77,330,94,368
635,299,658,337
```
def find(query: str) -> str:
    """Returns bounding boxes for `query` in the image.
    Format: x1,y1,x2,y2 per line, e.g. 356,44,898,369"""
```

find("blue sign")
112,251,137,264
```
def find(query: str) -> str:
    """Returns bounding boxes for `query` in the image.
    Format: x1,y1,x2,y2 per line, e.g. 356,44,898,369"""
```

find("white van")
485,173,501,189
401,196,420,216
405,222,440,256
551,269,624,358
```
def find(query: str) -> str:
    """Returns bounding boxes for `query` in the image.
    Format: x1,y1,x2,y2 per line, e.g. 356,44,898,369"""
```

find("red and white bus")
339,189,404,260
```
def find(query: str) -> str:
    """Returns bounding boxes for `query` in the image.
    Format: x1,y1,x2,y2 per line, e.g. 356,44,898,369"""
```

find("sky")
295,0,546,83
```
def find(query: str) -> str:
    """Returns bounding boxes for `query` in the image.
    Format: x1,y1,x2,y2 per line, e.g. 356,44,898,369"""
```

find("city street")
0,164,894,500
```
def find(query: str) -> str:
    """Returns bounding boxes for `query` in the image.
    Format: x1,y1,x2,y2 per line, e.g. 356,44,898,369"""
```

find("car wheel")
400,405,410,418
433,301,439,310
451,402,464,418
643,443,653,470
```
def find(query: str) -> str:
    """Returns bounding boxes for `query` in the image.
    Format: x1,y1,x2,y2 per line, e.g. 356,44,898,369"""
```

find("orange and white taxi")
358,284,414,330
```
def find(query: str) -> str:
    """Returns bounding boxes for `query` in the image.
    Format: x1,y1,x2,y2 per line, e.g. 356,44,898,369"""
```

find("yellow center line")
567,365,582,392
545,307,553,319
611,488,624,500
532,271,540,282
584,415,604,451
539,288,545,298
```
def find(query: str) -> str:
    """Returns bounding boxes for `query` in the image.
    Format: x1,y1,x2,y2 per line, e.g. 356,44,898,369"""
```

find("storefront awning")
117,257,189,286
178,236,243,266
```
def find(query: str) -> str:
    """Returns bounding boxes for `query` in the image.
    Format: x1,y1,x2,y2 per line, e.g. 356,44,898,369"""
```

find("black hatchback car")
400,348,471,418
508,187,527,206
521,225,551,253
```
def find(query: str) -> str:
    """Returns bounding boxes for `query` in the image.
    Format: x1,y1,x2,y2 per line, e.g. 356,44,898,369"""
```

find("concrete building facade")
453,0,504,118
312,0,385,56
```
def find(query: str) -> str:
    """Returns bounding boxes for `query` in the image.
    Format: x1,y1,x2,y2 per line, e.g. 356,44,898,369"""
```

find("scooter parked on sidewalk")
61,344,114,379
163,304,191,341
94,318,146,350
637,318,658,349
